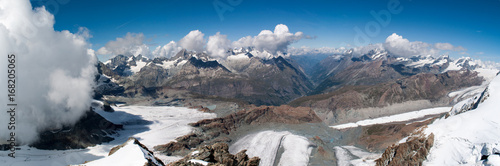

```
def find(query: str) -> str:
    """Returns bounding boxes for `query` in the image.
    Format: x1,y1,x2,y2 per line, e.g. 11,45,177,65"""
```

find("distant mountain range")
95,47,498,110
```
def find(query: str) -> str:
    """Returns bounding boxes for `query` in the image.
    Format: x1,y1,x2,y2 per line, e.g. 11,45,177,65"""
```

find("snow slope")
330,107,451,130
81,138,163,166
130,61,148,73
228,130,313,166
423,74,500,165
334,146,380,166
0,105,216,165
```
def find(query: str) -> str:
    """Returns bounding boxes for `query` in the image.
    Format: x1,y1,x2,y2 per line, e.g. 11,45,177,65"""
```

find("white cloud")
233,24,304,58
97,32,151,57
207,32,231,58
0,0,96,144
77,27,92,39
381,33,466,57
383,33,437,57
99,24,306,60
178,30,205,52
352,43,384,56
152,41,182,58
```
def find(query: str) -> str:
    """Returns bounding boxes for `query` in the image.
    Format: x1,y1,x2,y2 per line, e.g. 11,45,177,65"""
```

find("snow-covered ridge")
79,138,164,166
423,74,500,165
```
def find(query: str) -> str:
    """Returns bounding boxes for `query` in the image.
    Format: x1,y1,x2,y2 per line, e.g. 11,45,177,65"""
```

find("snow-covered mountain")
375,72,500,165
98,48,313,105
422,73,500,165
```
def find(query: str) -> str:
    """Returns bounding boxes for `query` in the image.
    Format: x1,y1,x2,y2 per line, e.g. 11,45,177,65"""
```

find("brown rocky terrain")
375,130,434,166
356,118,437,151
168,142,260,166
292,70,482,109
154,105,322,156
290,70,483,124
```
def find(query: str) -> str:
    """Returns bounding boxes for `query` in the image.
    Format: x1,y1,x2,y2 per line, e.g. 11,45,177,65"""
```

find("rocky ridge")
168,142,260,166
154,105,322,156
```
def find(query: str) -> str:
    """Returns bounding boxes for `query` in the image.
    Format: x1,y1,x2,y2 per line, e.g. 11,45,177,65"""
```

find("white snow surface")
423,75,500,165
81,138,161,166
226,53,250,61
188,159,209,166
130,60,148,73
156,60,176,69
0,105,216,166
330,107,451,129
407,55,435,68
334,146,380,166
229,130,313,166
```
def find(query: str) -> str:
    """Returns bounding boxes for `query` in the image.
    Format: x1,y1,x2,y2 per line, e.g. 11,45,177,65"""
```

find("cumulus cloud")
350,33,466,57
99,24,306,60
233,24,304,58
383,33,439,57
97,32,151,57
178,30,205,52
0,0,96,144
152,41,182,58
207,32,231,58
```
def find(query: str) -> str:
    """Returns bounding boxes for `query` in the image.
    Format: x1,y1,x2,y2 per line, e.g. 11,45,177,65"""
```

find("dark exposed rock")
168,142,259,166
94,72,125,100
188,57,230,72
102,101,115,112
29,109,122,150
375,132,434,166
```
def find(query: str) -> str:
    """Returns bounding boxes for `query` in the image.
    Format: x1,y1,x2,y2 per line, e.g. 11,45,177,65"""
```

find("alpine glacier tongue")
229,130,313,166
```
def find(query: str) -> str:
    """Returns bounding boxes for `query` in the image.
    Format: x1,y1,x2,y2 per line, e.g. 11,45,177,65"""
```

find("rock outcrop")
375,131,434,166
168,142,260,166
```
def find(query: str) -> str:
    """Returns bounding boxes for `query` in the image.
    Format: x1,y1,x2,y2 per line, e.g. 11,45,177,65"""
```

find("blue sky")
31,0,500,61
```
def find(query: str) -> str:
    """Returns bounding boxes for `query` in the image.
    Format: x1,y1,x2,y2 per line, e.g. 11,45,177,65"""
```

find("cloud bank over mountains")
352,33,466,58
97,26,467,60
0,0,96,144
97,24,306,59
232,24,304,57
97,32,150,57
